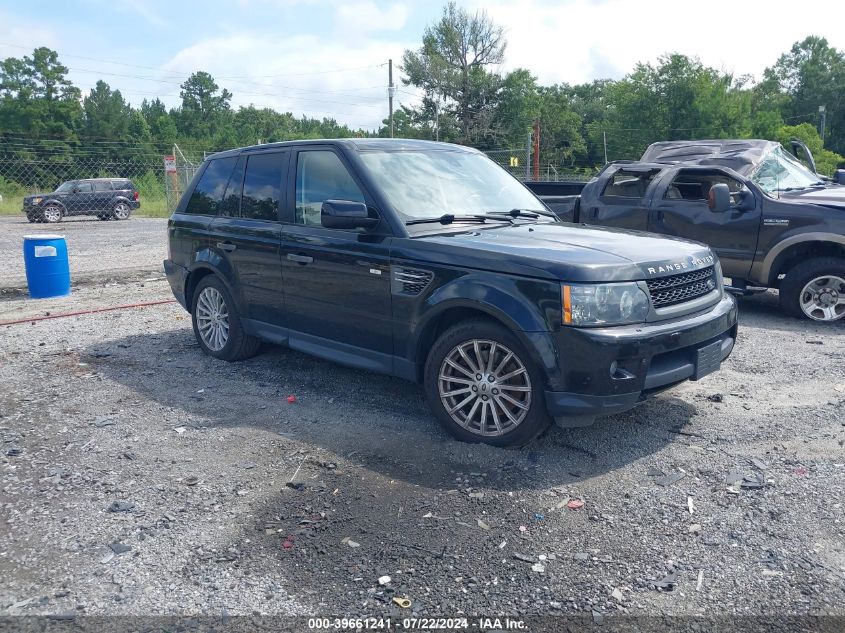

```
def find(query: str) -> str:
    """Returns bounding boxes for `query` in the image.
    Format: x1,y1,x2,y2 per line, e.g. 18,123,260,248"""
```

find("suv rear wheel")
112,202,132,220
424,319,551,447
779,257,845,322
191,276,262,361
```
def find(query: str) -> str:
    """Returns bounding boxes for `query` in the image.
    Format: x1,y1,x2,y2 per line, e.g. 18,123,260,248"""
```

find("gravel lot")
1,276,844,626
0,216,167,293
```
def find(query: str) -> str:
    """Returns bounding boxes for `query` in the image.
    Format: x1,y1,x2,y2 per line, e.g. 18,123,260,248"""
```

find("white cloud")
470,0,845,85
335,2,410,33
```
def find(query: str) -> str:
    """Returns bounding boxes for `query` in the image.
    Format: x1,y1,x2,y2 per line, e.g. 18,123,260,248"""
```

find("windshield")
751,146,821,194
358,149,546,222
55,181,75,193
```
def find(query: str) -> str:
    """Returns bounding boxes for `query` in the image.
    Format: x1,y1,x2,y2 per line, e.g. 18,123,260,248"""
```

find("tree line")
1,1,845,191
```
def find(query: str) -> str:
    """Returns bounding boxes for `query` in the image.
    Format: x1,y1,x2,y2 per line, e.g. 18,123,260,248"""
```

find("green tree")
175,71,233,141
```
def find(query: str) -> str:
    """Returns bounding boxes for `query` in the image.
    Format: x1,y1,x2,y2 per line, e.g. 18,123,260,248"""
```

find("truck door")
280,147,393,360
580,167,661,231
649,167,761,279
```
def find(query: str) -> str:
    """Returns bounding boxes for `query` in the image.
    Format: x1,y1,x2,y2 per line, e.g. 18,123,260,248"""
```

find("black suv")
23,178,140,223
164,139,737,447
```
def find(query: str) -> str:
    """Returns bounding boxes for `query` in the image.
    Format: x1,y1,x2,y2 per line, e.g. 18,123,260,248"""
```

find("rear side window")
76,182,94,193
185,157,237,215
602,170,660,198
112,180,131,190
93,181,112,192
241,153,284,221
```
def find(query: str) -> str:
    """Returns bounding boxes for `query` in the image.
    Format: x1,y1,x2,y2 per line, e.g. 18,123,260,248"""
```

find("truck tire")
779,257,845,322
191,276,262,361
424,319,551,447
41,205,63,223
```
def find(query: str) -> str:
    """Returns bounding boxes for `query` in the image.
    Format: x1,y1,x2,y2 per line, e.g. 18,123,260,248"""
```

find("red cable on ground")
0,299,178,327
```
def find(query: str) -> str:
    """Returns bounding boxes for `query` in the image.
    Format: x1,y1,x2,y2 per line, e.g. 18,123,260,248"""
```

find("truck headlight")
562,282,650,326
32,197,42,204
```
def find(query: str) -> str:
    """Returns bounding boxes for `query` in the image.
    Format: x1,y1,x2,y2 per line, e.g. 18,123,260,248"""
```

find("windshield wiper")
488,208,558,220
405,213,515,226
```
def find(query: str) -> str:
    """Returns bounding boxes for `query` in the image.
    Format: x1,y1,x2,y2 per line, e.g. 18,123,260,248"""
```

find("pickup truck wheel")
424,320,551,447
780,258,845,322
191,276,261,361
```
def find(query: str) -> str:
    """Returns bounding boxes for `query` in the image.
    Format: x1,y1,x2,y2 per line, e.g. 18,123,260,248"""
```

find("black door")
92,180,113,211
280,147,393,365
581,167,661,231
67,181,94,214
209,151,288,327
649,167,761,278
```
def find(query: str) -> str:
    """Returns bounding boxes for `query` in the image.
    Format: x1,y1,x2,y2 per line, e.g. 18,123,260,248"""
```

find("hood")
778,185,845,208
408,223,716,282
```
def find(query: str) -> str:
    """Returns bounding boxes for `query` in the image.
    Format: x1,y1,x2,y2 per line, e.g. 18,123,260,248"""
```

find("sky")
2,0,845,131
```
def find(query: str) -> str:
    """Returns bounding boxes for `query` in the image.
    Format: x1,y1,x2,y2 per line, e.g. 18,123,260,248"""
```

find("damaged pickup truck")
527,140,845,322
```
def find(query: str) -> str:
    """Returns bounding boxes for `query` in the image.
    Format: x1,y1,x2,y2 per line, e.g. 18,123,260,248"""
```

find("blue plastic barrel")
23,234,71,298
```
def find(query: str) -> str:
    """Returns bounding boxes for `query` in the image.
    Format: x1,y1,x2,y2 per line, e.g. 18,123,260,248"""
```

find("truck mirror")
835,170,845,185
707,183,731,213
321,199,378,230
735,189,756,211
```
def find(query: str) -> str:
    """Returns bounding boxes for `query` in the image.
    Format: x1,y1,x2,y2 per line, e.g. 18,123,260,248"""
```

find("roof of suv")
206,138,479,161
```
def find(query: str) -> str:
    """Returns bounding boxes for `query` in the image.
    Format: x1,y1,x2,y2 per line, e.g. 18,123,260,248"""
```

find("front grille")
392,267,434,296
647,266,717,308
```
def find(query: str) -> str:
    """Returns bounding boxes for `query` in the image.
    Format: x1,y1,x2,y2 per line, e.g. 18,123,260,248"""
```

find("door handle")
217,242,237,252
287,253,313,265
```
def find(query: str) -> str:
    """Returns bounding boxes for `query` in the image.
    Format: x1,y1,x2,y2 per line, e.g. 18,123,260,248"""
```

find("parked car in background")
164,139,737,447
525,139,845,323
22,178,140,223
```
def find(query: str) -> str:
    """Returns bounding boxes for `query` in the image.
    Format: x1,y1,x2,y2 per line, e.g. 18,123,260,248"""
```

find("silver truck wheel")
799,275,845,322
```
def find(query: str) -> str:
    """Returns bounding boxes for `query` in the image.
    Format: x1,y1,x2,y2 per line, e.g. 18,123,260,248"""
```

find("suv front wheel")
780,257,845,322
191,276,262,361
424,319,551,447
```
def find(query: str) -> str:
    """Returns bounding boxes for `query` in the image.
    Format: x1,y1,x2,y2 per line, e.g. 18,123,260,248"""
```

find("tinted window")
665,170,744,201
220,156,245,217
185,157,237,215
93,181,112,192
112,180,131,190
242,153,284,221
295,151,364,226
602,170,660,198
75,182,94,193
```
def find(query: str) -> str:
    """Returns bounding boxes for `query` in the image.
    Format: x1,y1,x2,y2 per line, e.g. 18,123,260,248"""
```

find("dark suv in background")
165,139,737,447
23,178,140,223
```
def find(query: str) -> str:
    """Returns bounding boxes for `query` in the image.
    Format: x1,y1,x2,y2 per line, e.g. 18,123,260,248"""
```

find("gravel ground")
1,280,844,625
0,216,167,293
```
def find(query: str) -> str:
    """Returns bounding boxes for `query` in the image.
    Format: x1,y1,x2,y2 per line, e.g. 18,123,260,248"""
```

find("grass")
0,194,172,218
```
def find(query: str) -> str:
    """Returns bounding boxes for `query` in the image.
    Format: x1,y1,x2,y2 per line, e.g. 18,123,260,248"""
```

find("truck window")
241,153,284,221
93,181,112,192
185,157,238,215
295,151,364,227
664,170,743,201
602,170,660,198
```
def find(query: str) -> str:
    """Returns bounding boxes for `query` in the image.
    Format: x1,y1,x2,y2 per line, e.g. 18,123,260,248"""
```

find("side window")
76,182,94,193
185,157,237,215
241,153,284,221
220,156,245,217
602,170,660,198
93,181,112,192
664,170,743,202
295,150,364,226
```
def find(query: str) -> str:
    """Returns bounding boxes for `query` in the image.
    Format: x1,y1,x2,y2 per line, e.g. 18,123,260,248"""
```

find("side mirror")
735,189,756,211
836,170,845,185
707,183,731,213
321,199,378,230
71,187,80,194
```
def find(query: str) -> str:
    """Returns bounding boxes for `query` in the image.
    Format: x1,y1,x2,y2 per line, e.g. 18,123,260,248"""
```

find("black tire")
779,257,845,322
190,276,262,361
423,319,551,447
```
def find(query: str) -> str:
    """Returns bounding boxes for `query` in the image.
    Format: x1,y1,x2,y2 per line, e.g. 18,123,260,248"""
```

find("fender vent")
392,267,434,296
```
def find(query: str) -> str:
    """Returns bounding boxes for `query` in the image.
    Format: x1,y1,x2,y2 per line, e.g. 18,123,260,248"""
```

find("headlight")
562,282,650,326
32,197,42,204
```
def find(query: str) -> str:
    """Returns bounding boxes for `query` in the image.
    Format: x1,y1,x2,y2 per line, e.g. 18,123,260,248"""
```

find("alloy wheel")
195,286,230,351
438,339,532,437
113,203,130,220
43,206,62,223
799,275,845,322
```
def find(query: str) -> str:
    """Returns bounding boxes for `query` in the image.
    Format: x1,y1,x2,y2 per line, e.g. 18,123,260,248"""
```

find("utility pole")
525,130,531,180
819,105,827,144
435,100,440,142
388,59,395,138
532,119,540,181
603,130,608,164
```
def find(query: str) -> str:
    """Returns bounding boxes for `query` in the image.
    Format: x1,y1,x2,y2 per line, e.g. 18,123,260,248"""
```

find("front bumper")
544,293,737,422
